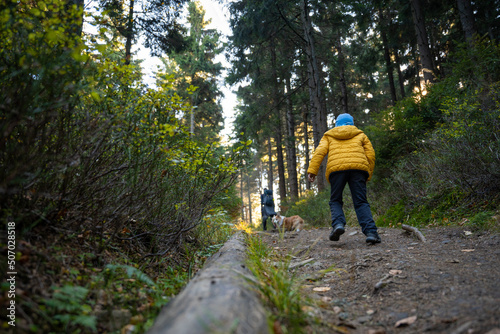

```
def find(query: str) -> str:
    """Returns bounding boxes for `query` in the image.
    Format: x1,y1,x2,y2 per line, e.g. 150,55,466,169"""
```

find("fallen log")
147,232,269,334
402,224,427,243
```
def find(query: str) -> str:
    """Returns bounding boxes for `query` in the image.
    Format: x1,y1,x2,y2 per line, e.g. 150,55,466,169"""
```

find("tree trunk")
267,137,273,191
300,0,327,191
190,108,194,134
334,34,349,114
379,9,397,104
246,167,252,225
275,129,287,204
457,0,477,47
483,9,495,41
125,0,135,65
394,50,406,99
302,105,311,191
271,47,287,202
411,47,422,92
382,32,397,104
285,75,299,201
257,161,263,194
240,169,244,220
410,0,434,84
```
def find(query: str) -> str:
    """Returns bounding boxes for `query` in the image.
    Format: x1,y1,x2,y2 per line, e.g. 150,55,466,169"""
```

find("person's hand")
308,173,316,183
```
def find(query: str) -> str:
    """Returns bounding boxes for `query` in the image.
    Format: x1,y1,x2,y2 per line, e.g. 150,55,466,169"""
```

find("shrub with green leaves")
285,190,331,227
0,0,247,260
42,285,97,333
0,2,244,333
368,38,500,224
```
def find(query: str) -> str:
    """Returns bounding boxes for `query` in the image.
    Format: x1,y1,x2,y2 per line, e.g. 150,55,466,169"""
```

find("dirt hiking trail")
258,226,500,334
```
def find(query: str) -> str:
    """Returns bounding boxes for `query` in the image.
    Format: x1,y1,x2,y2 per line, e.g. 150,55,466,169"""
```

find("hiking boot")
329,225,345,241
366,232,381,244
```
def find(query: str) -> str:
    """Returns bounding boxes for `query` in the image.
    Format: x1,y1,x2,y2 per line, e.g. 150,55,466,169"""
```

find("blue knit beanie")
335,113,354,127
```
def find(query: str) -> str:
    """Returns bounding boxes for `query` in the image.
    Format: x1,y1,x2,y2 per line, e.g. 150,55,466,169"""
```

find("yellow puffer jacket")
307,125,376,181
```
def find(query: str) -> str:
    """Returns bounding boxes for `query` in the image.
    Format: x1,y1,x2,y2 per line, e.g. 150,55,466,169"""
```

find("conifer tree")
98,0,188,64
162,1,224,140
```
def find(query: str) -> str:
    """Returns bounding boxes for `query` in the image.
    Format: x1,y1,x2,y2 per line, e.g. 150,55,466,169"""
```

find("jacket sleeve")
362,135,376,180
307,135,329,176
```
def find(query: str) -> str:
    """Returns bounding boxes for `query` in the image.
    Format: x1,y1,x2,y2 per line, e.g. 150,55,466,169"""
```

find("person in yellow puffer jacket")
307,113,381,244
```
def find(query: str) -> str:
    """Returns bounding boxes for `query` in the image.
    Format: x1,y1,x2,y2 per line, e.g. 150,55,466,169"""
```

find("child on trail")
307,113,381,244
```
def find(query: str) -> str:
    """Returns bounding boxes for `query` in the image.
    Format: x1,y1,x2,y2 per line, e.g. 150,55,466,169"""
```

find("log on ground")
147,232,269,334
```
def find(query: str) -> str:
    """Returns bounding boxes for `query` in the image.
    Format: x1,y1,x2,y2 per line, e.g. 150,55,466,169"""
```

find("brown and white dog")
272,213,304,232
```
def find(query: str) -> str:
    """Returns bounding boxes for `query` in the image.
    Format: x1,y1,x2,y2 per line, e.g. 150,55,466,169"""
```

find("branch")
116,231,151,241
402,224,427,243
276,5,307,44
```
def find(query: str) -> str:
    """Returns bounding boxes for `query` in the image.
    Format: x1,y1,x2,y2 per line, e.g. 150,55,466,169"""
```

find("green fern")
44,285,89,313
72,314,98,330
104,264,157,287
43,285,97,332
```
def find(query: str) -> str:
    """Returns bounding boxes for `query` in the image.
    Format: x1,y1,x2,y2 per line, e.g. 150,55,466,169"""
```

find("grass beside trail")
241,224,311,334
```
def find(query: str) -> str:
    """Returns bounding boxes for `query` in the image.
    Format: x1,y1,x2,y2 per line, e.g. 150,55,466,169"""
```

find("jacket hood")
325,125,363,140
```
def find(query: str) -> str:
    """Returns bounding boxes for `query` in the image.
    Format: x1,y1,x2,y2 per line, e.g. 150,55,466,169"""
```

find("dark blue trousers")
328,170,377,235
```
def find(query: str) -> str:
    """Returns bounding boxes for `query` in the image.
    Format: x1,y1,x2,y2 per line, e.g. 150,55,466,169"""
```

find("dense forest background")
232,0,500,230
0,0,499,333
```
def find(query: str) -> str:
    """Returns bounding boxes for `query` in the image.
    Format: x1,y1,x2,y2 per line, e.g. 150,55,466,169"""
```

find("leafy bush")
389,41,500,199
375,200,406,228
0,1,247,261
366,88,443,174
0,0,87,223
285,190,331,227
39,263,190,333
0,2,244,333
286,188,366,229
467,211,496,231
369,38,500,226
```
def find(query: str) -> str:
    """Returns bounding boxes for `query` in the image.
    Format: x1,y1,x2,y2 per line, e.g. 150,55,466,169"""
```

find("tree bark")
274,116,287,203
394,50,406,99
147,233,269,334
302,105,311,191
410,0,434,84
483,9,495,41
457,0,477,47
300,0,327,191
240,168,244,220
271,47,287,202
285,75,299,201
125,0,135,65
275,130,287,203
334,34,349,114
246,167,252,225
411,46,422,92
379,9,397,104
267,137,273,191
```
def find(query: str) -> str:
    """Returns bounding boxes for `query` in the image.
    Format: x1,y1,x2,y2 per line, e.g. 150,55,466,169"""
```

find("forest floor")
258,226,500,334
